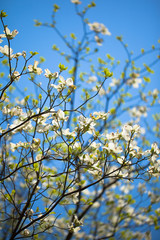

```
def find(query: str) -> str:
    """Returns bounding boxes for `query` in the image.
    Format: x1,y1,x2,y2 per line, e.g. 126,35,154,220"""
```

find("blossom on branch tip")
90,111,109,120
103,142,123,154
121,124,141,141
0,45,13,58
127,73,142,88
129,106,147,119
62,128,76,137
11,71,20,81
31,138,41,151
57,109,68,121
50,76,75,91
104,131,120,140
87,163,103,179
73,215,83,227
67,214,83,233
71,0,81,4
87,75,97,83
77,115,96,134
28,61,42,75
95,35,103,46
88,22,111,36
152,88,159,98
22,229,30,236
26,209,34,217
67,188,79,204
0,27,18,40
117,156,125,164
151,142,160,155
44,68,59,79
66,77,74,87
12,52,23,58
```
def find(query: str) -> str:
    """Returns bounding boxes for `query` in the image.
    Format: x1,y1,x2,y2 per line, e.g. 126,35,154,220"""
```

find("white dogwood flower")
127,75,142,88
12,71,20,81
0,27,18,40
28,61,42,75
22,229,30,236
88,22,111,36
87,75,97,83
66,77,73,87
44,69,59,78
71,0,81,4
0,45,13,58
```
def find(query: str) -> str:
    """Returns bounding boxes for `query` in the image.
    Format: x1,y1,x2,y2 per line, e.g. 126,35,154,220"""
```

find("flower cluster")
90,111,110,120
44,69,59,79
88,22,111,45
28,60,42,75
11,71,20,81
109,78,120,87
129,106,147,120
76,115,96,135
0,44,26,59
0,26,18,42
87,75,97,83
50,75,75,91
127,73,142,88
0,45,13,58
68,215,83,233
88,22,111,36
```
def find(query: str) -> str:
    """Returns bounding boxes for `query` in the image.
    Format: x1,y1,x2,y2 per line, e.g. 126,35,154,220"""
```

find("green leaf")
50,211,56,214
103,68,113,78
106,54,114,61
36,207,40,212
33,162,39,171
33,234,39,240
85,47,90,53
0,72,4,78
143,63,154,74
1,59,8,66
70,33,77,40
68,209,73,216
30,51,39,56
110,108,116,115
98,58,106,64
58,63,68,72
52,44,59,51
155,226,160,230
0,10,8,18
38,94,42,100
53,4,60,12
45,208,49,212
143,76,151,82
11,189,16,196
34,20,42,26
116,35,123,41
39,56,45,63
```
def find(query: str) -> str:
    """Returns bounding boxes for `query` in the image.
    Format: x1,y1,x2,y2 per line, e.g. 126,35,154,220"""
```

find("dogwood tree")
0,1,160,239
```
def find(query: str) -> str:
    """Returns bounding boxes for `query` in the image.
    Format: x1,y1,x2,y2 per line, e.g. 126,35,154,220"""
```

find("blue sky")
1,0,160,238
1,0,160,67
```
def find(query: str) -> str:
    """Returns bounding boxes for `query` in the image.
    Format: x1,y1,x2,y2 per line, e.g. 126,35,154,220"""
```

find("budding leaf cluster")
58,63,68,72
103,68,113,78
0,10,8,18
